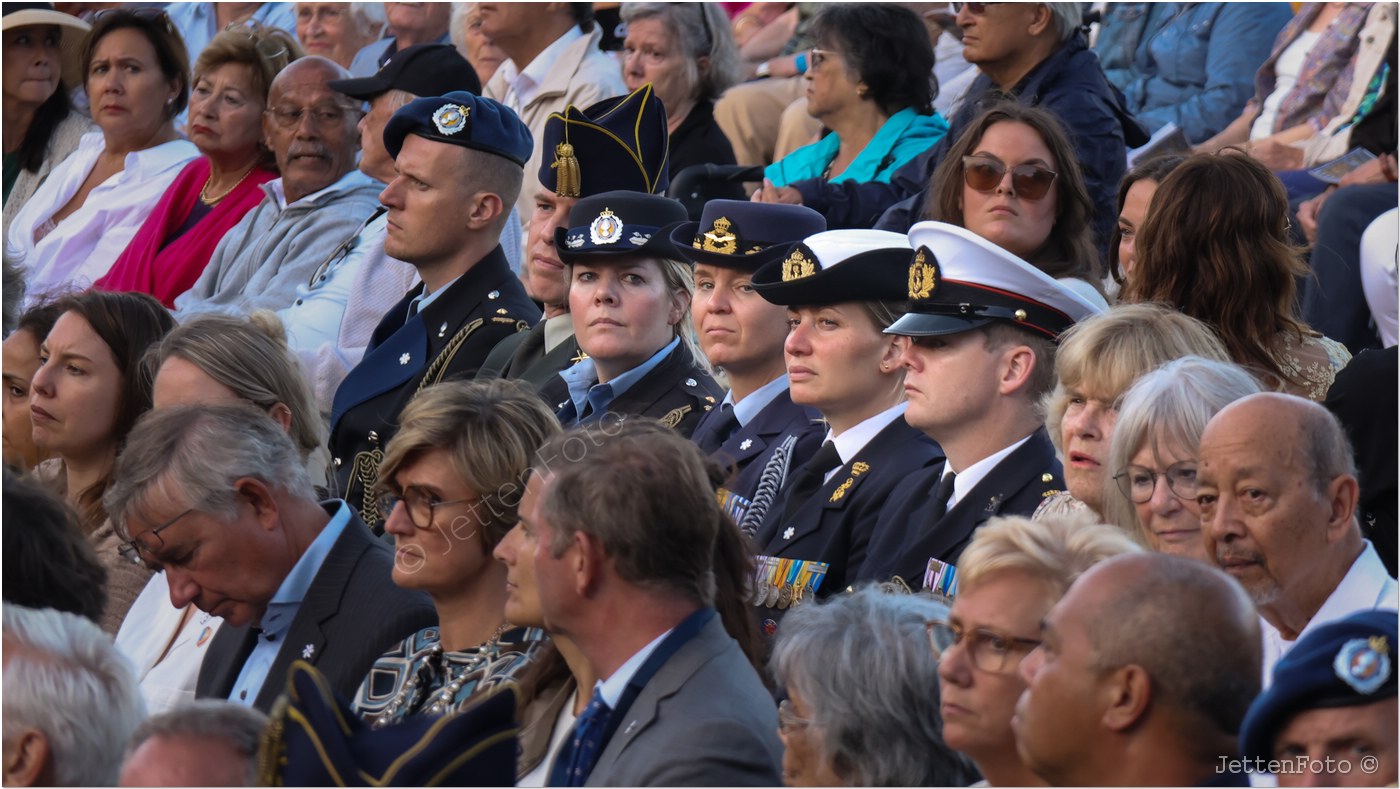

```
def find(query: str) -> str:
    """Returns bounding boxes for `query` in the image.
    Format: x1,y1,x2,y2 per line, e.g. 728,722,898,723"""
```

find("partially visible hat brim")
884,312,993,337
327,75,389,101
752,261,906,307
4,10,90,87
667,222,800,270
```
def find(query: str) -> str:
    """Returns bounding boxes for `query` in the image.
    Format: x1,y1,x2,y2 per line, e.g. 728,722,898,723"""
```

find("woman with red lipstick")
9,9,198,300
351,379,557,728
924,102,1105,304
97,25,301,308
2,5,93,236
540,191,724,439
28,289,174,634
1106,356,1262,564
1039,304,1231,521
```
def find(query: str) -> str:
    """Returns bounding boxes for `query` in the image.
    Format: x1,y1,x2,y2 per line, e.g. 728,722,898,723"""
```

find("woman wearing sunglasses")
924,102,1105,302
350,379,559,727
761,4,946,192
1104,356,1261,564
768,587,976,786
930,513,1139,786
10,9,198,300
97,25,302,308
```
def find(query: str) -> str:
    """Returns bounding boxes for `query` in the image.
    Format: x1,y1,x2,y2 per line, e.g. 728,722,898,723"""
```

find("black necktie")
779,441,843,515
922,470,958,531
695,404,739,454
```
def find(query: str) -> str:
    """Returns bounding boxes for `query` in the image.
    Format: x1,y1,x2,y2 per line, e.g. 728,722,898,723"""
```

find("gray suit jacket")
584,615,783,787
194,503,437,712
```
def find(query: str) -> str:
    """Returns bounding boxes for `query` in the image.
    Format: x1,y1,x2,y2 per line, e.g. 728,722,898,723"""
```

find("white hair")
347,2,386,39
2,604,146,786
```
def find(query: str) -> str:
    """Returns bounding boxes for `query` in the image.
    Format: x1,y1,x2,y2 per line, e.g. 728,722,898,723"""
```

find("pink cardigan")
96,157,275,308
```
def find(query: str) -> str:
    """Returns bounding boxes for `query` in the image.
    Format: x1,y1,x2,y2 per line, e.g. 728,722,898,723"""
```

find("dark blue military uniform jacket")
539,343,725,439
475,317,584,392
857,428,1063,588
693,387,825,507
329,246,535,528
753,416,943,597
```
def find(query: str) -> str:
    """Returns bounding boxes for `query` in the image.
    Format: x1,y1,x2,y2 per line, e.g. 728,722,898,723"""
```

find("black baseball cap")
328,43,481,101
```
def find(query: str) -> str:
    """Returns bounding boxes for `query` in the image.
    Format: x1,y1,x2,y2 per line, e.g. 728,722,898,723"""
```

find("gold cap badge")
908,247,937,300
698,216,738,254
782,248,817,282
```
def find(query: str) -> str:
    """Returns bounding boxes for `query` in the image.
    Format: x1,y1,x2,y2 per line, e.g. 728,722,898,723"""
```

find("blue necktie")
550,689,613,787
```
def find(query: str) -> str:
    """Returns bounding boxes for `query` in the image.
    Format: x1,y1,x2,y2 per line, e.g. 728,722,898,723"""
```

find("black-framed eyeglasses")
1113,461,1199,504
375,485,480,530
118,508,196,569
962,156,1058,200
265,102,357,130
777,699,815,733
926,620,1041,674
952,2,1003,14
91,7,175,36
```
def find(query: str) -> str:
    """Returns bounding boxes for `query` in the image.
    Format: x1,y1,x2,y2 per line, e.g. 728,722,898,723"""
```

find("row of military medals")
752,555,829,610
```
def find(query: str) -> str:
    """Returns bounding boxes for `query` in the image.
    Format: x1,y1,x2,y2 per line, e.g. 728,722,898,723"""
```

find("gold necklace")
199,163,257,206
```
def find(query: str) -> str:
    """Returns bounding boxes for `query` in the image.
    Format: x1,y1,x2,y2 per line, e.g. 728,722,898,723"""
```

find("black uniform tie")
779,440,843,515
695,404,739,454
921,470,958,531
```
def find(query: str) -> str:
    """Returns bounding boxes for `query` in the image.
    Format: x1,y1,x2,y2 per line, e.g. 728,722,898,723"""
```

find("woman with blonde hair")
540,192,723,438
352,378,560,727
1104,356,1262,563
1038,303,1231,520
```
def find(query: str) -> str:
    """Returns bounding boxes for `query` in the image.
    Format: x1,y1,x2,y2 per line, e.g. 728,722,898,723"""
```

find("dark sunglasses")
961,156,1058,201
91,7,175,35
952,2,1003,14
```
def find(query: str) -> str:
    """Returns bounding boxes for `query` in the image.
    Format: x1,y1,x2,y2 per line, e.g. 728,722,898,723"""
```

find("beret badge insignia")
431,103,469,135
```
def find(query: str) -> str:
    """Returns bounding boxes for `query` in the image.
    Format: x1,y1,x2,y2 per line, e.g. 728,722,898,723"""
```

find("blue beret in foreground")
1240,609,1398,761
258,660,519,786
384,90,532,166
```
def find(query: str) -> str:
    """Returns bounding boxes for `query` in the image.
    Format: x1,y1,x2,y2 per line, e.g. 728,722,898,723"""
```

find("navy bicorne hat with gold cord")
539,84,671,198
669,200,827,270
383,90,532,166
750,229,911,306
886,221,1105,341
555,190,688,263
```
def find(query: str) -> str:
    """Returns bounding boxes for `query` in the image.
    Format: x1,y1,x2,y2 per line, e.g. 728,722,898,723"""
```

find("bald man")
175,56,383,319
1013,552,1262,786
1196,392,1398,684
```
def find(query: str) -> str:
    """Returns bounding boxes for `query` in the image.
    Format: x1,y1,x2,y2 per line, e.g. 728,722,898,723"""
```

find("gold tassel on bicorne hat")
552,120,580,197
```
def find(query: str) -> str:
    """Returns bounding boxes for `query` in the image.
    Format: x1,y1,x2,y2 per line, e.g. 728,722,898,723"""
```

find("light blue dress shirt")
228,501,352,706
727,374,791,427
559,337,680,422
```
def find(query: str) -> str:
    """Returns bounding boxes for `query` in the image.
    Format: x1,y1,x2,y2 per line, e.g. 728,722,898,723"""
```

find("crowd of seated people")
2,2,1397,787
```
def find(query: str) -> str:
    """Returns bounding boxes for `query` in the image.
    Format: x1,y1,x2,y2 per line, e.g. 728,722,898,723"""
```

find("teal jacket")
764,107,948,187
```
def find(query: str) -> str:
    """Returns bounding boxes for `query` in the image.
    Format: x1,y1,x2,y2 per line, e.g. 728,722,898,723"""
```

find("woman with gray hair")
1104,356,1262,563
620,3,742,188
769,587,978,786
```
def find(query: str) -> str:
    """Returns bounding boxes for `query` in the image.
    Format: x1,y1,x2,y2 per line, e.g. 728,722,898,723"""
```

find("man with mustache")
174,56,381,320
1197,392,1399,685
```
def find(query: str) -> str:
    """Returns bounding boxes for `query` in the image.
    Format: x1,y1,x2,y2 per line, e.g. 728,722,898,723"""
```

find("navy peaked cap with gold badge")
539,84,670,198
258,661,519,787
1241,610,1398,762
751,229,911,306
556,190,687,263
669,200,827,270
885,221,1105,341
383,90,532,166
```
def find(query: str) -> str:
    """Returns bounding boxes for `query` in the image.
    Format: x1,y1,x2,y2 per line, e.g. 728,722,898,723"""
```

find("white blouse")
8,131,197,303
115,572,225,715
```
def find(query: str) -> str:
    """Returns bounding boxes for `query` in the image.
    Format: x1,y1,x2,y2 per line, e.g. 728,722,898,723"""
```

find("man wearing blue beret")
1239,610,1398,787
328,91,538,528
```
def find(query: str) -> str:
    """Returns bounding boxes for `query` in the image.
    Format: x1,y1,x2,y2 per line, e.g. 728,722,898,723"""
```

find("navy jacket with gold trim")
857,428,1063,588
538,343,724,439
753,417,943,597
329,246,534,527
696,388,824,506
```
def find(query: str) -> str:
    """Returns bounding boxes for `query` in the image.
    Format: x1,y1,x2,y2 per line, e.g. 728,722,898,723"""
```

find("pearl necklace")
370,623,514,729
199,163,257,206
